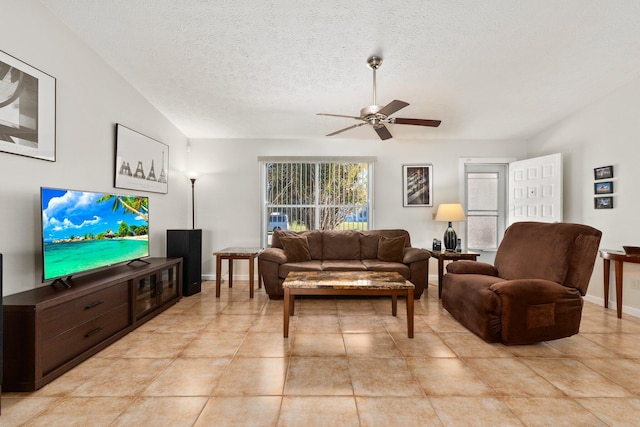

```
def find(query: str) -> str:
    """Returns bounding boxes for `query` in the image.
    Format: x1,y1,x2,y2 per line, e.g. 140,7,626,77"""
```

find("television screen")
41,187,149,282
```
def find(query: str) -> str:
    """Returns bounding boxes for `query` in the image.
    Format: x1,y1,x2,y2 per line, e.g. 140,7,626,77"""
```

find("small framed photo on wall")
594,165,613,180
402,164,433,207
594,181,613,194
594,196,613,209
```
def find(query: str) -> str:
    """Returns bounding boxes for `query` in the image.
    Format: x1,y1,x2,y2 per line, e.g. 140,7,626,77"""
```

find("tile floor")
3,280,640,426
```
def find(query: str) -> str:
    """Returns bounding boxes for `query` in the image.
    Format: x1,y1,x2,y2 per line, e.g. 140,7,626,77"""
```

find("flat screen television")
41,187,150,285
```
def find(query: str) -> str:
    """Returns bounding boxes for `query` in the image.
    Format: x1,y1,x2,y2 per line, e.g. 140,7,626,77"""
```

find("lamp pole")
190,178,196,230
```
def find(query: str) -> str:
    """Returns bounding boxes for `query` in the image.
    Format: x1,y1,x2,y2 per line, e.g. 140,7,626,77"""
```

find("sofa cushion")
359,232,380,259
377,235,406,263
280,236,312,262
361,260,410,279
322,260,367,271
322,230,360,260
272,230,323,259
279,261,323,279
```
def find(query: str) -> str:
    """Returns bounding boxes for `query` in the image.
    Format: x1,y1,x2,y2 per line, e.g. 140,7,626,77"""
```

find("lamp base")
443,222,457,251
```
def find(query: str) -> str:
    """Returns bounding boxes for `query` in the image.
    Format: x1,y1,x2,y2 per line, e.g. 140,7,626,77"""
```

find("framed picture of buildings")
402,164,433,207
0,50,56,161
115,124,169,194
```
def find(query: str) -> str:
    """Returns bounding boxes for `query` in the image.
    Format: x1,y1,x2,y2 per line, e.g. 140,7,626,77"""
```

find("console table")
599,249,640,318
2,257,182,391
427,250,480,298
213,247,263,298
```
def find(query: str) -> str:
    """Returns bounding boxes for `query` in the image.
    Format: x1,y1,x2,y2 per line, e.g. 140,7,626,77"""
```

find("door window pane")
467,172,498,211
467,215,498,249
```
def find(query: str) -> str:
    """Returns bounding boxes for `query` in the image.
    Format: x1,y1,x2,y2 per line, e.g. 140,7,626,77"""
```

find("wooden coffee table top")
283,271,413,290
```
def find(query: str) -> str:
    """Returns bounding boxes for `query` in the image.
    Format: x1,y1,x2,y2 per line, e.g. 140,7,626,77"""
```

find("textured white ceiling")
40,0,640,141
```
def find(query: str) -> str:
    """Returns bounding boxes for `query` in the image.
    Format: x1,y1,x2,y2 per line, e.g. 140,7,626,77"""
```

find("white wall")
187,137,527,280
528,74,640,316
0,0,189,296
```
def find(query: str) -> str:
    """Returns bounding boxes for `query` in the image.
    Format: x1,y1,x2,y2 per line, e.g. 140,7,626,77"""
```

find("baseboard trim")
583,294,640,318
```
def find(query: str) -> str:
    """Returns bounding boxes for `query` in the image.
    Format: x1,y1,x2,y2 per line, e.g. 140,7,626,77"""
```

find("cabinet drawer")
41,282,129,339
42,303,129,375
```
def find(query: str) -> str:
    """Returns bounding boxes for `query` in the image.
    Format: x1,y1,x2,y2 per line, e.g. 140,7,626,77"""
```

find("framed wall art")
0,50,56,161
594,165,613,180
402,164,433,207
115,124,169,194
594,181,613,194
594,196,613,209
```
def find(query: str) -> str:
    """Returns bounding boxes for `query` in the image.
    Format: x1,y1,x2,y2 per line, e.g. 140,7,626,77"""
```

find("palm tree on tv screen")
97,194,149,222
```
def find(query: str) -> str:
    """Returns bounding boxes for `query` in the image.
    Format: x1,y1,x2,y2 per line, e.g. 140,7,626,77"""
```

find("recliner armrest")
259,247,288,264
446,260,498,276
403,247,430,264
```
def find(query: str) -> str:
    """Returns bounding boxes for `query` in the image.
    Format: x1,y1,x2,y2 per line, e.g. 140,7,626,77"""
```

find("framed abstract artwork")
0,50,56,161
115,124,169,194
402,164,433,207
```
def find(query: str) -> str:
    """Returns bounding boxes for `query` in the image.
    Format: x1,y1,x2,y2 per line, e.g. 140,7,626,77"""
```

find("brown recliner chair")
441,221,602,345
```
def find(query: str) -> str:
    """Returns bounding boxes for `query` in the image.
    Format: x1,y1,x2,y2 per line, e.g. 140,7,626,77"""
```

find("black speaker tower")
167,230,202,296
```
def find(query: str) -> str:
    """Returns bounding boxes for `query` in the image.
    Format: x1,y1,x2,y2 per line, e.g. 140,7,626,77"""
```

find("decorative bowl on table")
623,246,640,256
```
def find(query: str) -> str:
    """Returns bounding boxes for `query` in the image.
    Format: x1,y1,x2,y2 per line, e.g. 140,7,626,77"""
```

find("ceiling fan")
317,56,441,140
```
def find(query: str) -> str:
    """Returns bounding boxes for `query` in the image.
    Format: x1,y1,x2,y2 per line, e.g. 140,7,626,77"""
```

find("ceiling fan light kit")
318,56,441,140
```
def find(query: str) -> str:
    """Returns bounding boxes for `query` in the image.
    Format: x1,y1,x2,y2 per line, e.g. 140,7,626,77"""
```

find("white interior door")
508,153,563,225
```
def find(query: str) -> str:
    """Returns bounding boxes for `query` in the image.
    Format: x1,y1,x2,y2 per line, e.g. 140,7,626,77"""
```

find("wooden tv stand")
2,257,182,392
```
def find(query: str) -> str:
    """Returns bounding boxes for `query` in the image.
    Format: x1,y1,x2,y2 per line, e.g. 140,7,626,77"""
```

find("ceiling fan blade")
326,122,366,137
377,100,409,117
374,125,393,140
393,118,442,127
317,113,362,120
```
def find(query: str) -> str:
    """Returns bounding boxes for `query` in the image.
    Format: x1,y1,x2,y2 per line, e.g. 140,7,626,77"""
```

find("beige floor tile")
340,314,387,333
576,397,640,426
295,314,342,333
380,313,431,333
440,332,513,358
122,331,198,358
581,331,640,358
236,331,291,357
278,396,359,427
546,334,619,358
181,331,246,358
0,397,61,425
212,357,288,396
111,396,208,426
465,358,563,397
32,357,118,397
142,358,230,396
408,358,495,396
290,333,346,357
524,358,632,397
249,314,289,332
421,312,477,333
205,314,261,332
194,396,282,427
349,358,424,397
343,333,403,357
221,301,267,315
503,341,564,358
151,313,216,333
295,298,338,314
429,396,524,426
336,299,377,315
390,332,457,358
356,396,442,426
504,397,607,426
581,357,640,393
24,397,132,427
70,358,173,397
284,357,353,395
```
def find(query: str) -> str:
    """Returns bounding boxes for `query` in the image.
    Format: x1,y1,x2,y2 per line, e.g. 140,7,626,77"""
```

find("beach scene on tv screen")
42,188,149,280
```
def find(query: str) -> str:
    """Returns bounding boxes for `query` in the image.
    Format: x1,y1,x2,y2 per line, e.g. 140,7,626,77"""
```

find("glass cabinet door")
135,275,158,318
159,267,178,304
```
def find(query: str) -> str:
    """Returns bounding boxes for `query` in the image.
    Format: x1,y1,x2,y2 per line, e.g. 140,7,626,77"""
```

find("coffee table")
282,271,414,338
213,247,263,298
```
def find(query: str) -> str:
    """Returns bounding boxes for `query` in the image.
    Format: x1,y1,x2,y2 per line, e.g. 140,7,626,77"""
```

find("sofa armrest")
403,247,430,264
446,260,498,276
259,247,288,264
489,279,583,345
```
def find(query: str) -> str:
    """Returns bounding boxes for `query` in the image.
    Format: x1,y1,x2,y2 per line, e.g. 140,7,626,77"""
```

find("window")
260,157,374,246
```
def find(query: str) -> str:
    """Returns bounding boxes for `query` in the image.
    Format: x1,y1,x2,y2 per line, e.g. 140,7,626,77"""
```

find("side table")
213,247,263,298
427,250,480,298
599,249,640,318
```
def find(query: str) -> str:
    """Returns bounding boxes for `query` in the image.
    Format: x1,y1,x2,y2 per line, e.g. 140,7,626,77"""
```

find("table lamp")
435,203,466,251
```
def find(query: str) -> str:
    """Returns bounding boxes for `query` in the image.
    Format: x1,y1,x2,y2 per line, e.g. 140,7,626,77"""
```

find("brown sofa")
259,229,430,299
441,221,602,345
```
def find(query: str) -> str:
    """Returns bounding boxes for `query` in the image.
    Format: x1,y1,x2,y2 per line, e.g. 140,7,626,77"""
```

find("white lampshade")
435,203,466,222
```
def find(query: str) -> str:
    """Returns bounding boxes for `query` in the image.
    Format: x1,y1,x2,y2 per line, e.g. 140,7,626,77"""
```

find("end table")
427,250,480,298
213,247,263,298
